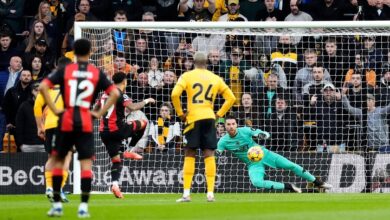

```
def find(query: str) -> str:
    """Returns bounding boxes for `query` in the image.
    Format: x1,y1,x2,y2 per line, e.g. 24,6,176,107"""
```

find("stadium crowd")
1,0,390,153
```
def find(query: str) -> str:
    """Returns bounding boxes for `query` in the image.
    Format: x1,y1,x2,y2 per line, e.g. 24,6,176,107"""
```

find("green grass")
1,194,390,220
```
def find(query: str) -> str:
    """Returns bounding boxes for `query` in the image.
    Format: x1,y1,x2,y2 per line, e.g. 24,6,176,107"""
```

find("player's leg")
248,163,301,192
201,119,218,202
60,151,73,203
101,132,124,199
123,120,147,160
44,128,55,202
269,151,332,189
75,132,96,218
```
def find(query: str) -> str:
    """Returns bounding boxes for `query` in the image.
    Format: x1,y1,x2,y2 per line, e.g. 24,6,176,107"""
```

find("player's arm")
39,80,62,116
171,76,186,120
33,93,46,140
216,80,236,118
125,98,156,111
247,127,270,139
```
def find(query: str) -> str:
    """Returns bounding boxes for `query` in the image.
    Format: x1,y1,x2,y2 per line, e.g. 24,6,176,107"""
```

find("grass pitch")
1,193,390,220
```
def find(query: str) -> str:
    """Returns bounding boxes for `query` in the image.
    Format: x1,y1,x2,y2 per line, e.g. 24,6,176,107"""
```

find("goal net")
75,21,390,194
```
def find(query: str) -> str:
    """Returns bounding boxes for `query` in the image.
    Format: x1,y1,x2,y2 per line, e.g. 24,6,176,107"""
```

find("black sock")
81,170,92,203
284,183,293,191
129,128,146,147
313,178,323,187
52,168,63,202
111,161,122,182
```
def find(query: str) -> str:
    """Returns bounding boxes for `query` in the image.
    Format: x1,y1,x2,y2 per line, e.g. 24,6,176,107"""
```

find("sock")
313,178,323,187
204,156,216,194
81,170,92,203
183,157,195,195
284,183,293,191
52,168,63,202
79,202,88,211
61,170,68,189
129,120,147,146
111,158,122,183
45,171,53,189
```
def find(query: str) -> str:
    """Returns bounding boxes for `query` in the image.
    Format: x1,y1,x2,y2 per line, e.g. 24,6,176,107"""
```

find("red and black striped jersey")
43,61,115,133
98,90,132,132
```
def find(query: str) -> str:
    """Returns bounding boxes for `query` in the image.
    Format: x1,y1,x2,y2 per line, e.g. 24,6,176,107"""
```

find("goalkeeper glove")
259,131,270,140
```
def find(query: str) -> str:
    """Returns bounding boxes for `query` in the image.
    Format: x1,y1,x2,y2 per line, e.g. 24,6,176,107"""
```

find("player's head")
225,114,238,136
57,56,72,69
73,38,91,57
112,72,127,89
193,51,208,68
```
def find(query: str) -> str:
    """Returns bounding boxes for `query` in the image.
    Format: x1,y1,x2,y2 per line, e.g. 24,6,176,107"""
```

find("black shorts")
54,131,94,160
44,128,57,154
100,125,134,158
184,119,217,150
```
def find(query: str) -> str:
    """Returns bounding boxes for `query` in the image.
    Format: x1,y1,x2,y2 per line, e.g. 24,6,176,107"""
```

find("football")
247,145,264,162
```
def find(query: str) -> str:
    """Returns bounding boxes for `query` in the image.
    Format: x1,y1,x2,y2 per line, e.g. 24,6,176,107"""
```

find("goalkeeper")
217,115,333,192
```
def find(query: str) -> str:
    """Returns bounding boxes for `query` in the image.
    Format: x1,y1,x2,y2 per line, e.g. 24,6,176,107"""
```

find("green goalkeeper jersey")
217,127,269,165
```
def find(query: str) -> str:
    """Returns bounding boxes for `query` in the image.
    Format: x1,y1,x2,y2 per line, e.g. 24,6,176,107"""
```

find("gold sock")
183,157,195,191
45,171,53,189
61,170,69,189
204,156,216,193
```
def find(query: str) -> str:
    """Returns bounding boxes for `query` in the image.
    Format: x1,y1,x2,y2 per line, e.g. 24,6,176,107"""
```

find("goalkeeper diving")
217,115,333,192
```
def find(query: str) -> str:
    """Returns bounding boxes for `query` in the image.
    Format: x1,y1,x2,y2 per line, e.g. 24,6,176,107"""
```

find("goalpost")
73,21,390,194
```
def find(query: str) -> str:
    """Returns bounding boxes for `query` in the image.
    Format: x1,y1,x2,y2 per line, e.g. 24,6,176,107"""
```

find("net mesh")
79,23,390,193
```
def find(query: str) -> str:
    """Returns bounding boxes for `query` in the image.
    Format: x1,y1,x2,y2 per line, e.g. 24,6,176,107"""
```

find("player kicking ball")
95,72,155,198
217,115,333,193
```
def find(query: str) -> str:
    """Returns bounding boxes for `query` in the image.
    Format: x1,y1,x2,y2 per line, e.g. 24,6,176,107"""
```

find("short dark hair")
114,9,127,18
312,62,323,68
73,38,91,56
112,72,127,84
0,32,11,39
225,114,237,122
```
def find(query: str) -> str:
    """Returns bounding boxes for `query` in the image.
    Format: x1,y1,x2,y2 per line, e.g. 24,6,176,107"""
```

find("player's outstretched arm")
91,88,120,118
171,84,185,119
126,98,156,111
33,93,46,140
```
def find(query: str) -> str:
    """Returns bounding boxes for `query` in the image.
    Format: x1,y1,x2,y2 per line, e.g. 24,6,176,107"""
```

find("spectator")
343,72,370,150
301,63,328,149
23,39,55,75
28,56,47,80
114,54,135,78
33,0,59,43
309,0,344,21
310,83,345,152
255,57,288,89
271,35,298,87
266,96,302,151
207,49,223,76
218,0,248,21
137,12,168,61
256,0,284,21
321,38,347,88
192,34,226,61
254,17,279,56
62,13,86,57
236,93,260,128
239,0,265,21
216,118,226,141
15,82,45,152
219,47,251,107
111,0,143,21
111,10,133,56
342,93,390,152
128,72,150,103
361,36,383,71
149,102,181,153
376,63,390,106
156,0,181,21
343,53,376,89
294,48,332,104
0,0,25,34
253,73,290,125
284,0,313,44
21,20,53,54
0,32,19,71
66,0,98,32
147,57,164,88
130,35,150,69
364,0,390,20
3,56,23,95
179,0,216,21
88,0,111,21
2,70,32,140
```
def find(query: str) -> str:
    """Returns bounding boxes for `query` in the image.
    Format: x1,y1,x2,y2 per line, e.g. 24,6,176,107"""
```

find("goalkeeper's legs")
249,164,289,191
177,148,196,202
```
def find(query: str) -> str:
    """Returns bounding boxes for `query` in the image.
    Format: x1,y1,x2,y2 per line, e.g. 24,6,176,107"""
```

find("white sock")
112,181,119,187
79,202,88,211
183,189,190,197
207,192,214,198
53,202,62,209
